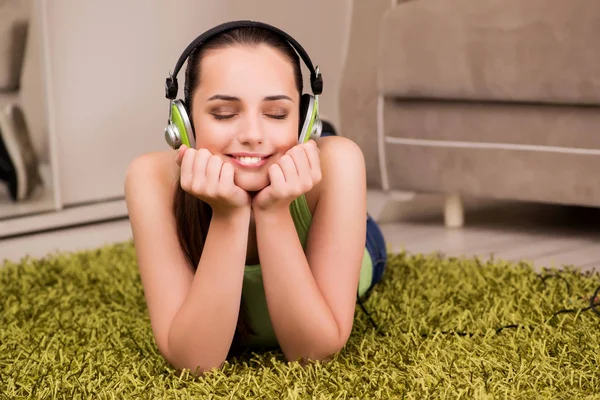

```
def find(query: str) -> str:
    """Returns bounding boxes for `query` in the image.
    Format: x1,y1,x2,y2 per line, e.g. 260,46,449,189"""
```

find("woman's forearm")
167,208,251,373
254,207,341,363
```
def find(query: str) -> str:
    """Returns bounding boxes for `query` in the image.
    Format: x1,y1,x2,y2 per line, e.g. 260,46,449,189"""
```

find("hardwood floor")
380,198,600,274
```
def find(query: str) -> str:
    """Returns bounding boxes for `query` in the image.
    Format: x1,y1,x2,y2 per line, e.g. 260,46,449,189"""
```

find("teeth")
235,156,262,165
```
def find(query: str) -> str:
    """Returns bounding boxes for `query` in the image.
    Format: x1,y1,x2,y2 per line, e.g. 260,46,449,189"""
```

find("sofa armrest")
338,0,398,189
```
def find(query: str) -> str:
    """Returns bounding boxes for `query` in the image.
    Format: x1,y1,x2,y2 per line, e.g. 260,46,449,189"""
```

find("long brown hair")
172,26,303,350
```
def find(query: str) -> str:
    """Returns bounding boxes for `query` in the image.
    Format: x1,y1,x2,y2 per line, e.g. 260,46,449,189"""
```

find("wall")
20,0,353,206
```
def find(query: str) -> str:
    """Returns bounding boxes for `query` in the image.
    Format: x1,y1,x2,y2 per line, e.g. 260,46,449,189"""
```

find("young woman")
125,21,387,375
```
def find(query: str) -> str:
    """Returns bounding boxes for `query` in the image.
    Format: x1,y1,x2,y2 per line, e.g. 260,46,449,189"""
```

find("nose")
237,115,264,145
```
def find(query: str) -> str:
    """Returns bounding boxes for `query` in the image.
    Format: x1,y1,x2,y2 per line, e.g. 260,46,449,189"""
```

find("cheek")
271,135,298,158
191,114,227,150
271,121,299,150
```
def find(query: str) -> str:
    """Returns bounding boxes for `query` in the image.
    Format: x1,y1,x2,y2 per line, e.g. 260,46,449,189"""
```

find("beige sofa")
340,0,600,226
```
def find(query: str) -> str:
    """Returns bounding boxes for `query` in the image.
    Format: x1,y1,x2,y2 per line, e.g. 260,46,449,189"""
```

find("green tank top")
242,194,373,348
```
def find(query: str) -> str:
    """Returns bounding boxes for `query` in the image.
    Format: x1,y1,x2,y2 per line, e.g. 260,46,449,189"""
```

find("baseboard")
0,198,128,238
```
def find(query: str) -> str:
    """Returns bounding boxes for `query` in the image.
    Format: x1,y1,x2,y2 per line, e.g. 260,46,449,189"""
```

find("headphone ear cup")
165,100,195,149
298,94,315,144
299,94,311,133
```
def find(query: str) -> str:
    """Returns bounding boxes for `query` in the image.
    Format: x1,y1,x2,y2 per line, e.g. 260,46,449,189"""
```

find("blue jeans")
320,129,388,294
365,214,387,290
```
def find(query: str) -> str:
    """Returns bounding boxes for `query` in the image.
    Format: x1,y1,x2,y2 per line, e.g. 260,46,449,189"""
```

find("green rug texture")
1,240,600,399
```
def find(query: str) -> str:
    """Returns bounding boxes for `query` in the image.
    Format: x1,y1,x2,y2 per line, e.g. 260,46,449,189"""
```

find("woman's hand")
176,145,251,216
252,140,322,212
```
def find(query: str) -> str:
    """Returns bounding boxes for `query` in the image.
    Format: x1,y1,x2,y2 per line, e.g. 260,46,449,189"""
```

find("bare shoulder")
305,136,366,211
124,150,179,204
318,136,366,194
316,135,365,166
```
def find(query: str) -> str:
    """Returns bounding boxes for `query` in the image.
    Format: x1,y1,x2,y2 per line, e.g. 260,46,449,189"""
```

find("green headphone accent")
167,100,193,148
164,20,323,150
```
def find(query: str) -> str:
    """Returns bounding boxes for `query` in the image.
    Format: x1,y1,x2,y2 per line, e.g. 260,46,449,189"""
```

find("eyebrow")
264,95,293,102
207,94,239,102
207,94,293,102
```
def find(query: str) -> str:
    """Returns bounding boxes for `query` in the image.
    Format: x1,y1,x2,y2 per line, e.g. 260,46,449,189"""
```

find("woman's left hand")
252,140,322,212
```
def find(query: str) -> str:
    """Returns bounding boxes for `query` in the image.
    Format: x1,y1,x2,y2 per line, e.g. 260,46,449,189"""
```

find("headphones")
164,20,324,150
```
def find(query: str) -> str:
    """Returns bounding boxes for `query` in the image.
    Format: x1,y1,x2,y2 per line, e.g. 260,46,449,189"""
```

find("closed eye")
266,114,288,120
213,114,237,120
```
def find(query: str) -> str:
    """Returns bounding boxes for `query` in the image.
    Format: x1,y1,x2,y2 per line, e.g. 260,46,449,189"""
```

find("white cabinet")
42,0,201,206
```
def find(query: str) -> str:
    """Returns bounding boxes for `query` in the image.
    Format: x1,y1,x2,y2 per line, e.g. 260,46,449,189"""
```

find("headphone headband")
165,20,323,100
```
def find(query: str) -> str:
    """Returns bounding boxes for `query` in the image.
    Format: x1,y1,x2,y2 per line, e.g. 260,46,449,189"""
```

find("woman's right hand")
176,145,251,215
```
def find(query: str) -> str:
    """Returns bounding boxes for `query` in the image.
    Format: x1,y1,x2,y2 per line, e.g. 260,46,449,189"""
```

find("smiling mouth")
235,156,264,165
227,154,271,167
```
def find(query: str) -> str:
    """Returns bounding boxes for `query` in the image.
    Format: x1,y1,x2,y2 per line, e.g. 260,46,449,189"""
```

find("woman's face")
190,44,300,192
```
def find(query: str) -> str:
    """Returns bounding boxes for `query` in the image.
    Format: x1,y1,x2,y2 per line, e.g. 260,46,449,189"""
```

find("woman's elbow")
165,349,226,376
308,326,351,363
162,334,226,376
173,360,225,377
287,339,347,365
306,325,351,362
323,338,347,361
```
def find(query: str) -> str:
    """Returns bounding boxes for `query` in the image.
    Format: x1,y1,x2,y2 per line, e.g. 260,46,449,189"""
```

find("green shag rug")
1,241,600,399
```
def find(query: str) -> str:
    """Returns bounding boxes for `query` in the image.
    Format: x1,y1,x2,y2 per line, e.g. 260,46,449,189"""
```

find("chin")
234,175,269,192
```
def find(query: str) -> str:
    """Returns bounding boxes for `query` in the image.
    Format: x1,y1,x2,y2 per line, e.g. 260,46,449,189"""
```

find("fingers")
270,153,303,198
282,140,321,193
177,147,249,209
253,141,323,210
179,146,198,191
220,161,234,185
189,149,211,194
175,144,188,167
267,163,286,195
204,155,223,195
219,162,237,197
181,147,233,195
288,146,310,175
286,140,319,170
304,140,322,183
277,154,297,184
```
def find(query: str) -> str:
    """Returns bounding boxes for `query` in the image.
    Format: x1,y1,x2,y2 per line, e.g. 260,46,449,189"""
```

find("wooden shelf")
0,162,56,221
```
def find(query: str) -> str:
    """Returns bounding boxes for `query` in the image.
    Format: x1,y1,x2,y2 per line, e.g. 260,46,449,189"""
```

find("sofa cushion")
384,138,600,208
384,100,600,150
381,100,600,206
378,0,600,105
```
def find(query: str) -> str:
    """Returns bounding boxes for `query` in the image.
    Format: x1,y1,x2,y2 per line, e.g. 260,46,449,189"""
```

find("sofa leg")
444,194,464,228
